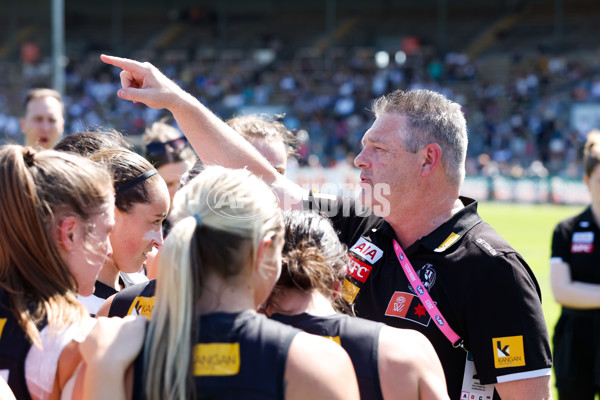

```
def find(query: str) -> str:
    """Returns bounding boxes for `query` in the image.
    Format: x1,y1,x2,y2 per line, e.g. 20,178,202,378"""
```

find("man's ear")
421,143,442,177
58,216,79,251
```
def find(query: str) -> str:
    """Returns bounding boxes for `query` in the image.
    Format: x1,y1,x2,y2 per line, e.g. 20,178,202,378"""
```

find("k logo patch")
493,335,526,368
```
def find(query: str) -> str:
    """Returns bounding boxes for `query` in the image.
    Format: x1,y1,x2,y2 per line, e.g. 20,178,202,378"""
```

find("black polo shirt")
550,206,600,389
306,194,552,399
551,206,600,285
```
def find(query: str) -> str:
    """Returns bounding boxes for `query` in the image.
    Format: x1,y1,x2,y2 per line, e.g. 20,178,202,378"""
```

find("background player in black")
0,145,115,399
75,166,359,400
550,129,600,400
100,54,552,399
265,210,448,400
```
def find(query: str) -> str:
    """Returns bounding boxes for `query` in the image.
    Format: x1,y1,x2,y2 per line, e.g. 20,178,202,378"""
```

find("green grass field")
477,201,586,398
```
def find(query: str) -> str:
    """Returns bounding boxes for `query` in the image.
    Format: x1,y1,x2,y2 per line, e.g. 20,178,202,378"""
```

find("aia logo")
346,256,373,283
350,237,384,263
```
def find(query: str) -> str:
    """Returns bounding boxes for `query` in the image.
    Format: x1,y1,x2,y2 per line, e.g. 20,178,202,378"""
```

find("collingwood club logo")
408,264,436,294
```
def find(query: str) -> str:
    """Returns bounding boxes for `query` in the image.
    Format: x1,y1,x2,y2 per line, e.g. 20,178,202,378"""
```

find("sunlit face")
110,179,170,273
354,113,422,216
70,203,115,296
157,161,190,206
20,97,65,149
249,138,288,175
585,163,600,207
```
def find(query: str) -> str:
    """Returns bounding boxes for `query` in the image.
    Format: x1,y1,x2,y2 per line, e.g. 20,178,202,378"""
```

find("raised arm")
100,54,304,208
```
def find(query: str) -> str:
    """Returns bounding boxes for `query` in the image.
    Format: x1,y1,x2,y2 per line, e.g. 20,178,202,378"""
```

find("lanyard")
392,239,465,350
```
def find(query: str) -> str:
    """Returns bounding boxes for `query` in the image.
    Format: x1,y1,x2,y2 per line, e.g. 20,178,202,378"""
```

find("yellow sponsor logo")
434,232,461,252
341,278,360,304
324,336,341,345
493,335,526,369
193,343,241,376
0,318,6,339
127,297,154,319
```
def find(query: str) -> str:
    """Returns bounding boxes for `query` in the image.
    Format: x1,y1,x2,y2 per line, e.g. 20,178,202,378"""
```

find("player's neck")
267,289,337,317
197,273,258,315
96,257,121,291
388,195,464,249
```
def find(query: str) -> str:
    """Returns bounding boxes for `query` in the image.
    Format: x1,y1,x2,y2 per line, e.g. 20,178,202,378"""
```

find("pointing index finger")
100,54,146,73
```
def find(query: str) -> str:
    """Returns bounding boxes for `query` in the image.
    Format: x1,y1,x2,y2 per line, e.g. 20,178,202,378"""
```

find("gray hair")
372,89,468,186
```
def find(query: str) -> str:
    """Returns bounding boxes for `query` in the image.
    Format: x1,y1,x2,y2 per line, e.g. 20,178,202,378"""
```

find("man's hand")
101,54,188,110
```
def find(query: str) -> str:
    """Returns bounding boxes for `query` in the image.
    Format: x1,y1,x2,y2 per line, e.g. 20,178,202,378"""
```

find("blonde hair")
0,145,113,344
144,166,283,400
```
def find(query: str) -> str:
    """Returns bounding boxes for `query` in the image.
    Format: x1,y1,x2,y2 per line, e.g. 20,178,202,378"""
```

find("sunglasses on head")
146,136,188,156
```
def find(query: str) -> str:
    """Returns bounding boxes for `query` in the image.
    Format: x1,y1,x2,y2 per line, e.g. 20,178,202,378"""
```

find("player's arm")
494,375,552,400
550,259,600,308
0,377,16,400
100,54,305,210
285,332,359,400
378,326,449,400
74,316,145,400
95,293,116,317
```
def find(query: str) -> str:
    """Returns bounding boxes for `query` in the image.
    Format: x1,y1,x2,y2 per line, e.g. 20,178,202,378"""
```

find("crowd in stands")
2,43,600,179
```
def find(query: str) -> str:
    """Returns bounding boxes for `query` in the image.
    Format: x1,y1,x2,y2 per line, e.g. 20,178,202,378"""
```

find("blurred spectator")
19,88,65,149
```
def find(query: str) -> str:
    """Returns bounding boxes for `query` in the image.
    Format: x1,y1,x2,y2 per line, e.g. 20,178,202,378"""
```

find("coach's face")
354,113,422,217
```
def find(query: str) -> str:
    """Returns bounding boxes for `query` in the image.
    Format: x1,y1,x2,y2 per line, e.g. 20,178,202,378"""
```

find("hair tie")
116,169,158,194
23,148,36,167
194,214,203,227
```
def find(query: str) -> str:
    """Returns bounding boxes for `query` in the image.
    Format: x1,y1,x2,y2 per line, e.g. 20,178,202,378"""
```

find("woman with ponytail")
80,166,359,400
0,145,115,399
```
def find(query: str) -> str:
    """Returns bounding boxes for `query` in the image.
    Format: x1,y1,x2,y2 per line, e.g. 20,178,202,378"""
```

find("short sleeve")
464,252,552,384
551,221,571,264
